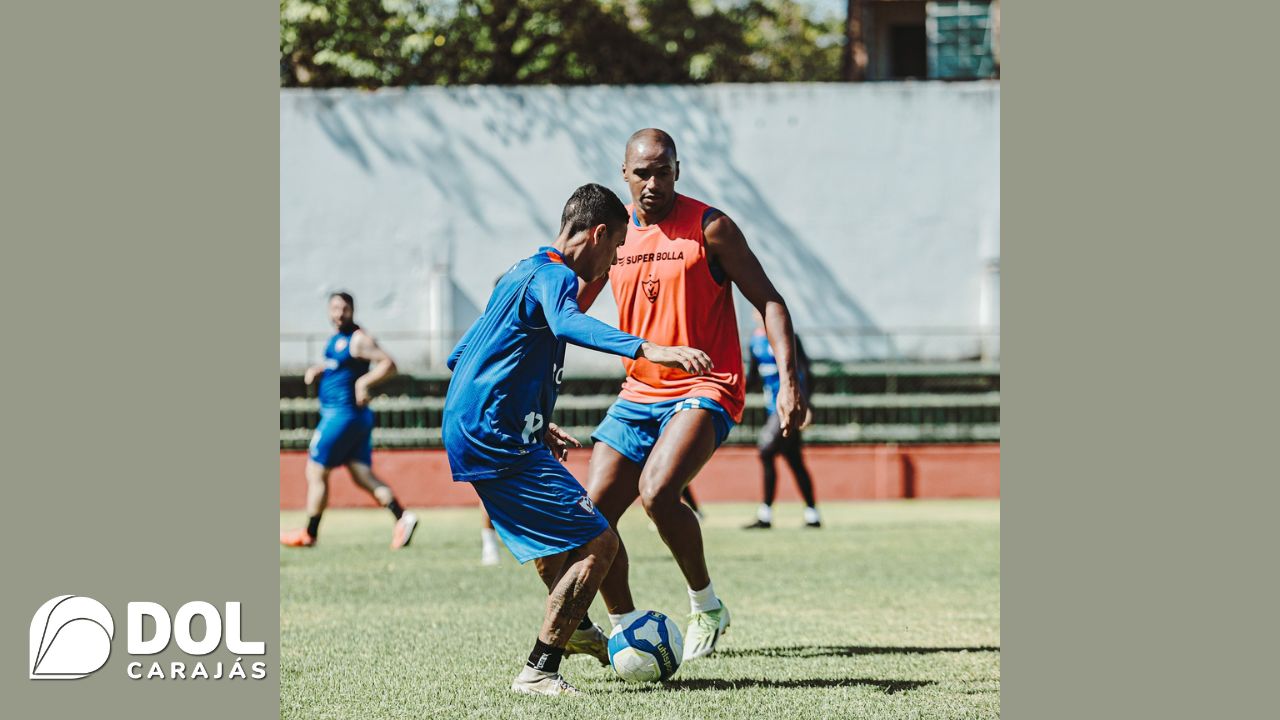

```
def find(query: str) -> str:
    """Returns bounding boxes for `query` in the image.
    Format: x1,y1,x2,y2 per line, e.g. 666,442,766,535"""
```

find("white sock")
688,582,721,614
481,528,498,550
609,609,646,630
757,504,773,523
804,506,821,524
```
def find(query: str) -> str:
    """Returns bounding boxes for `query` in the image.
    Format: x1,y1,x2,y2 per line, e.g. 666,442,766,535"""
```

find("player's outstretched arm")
349,330,397,406
636,342,713,375
704,212,810,436
532,268,646,358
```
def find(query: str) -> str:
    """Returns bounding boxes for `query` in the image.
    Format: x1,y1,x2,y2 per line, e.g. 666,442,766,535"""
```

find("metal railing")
280,362,1001,450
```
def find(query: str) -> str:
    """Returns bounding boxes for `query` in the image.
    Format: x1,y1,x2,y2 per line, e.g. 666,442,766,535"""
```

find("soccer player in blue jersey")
280,292,419,550
743,311,821,529
444,183,711,695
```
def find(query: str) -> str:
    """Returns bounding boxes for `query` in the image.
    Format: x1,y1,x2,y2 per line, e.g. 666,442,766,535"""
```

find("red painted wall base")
279,444,999,509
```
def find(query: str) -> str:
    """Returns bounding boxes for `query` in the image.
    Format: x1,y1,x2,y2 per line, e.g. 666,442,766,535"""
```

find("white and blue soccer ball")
607,610,683,683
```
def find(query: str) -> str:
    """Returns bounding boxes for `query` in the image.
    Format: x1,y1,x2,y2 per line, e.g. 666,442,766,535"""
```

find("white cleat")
391,511,419,549
682,603,731,662
565,623,610,666
481,544,501,566
511,668,580,695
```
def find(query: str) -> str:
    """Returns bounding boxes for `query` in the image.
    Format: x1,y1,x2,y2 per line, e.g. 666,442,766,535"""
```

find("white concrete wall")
281,82,999,372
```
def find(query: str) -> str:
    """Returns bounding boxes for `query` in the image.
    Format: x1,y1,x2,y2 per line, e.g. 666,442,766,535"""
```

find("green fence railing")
281,363,1000,449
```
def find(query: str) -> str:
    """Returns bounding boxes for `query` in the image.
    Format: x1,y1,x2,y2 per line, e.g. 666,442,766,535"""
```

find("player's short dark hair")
559,183,628,237
329,291,355,308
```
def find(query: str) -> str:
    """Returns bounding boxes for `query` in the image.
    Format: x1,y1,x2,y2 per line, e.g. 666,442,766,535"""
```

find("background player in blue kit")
281,292,419,549
743,310,821,529
444,184,712,695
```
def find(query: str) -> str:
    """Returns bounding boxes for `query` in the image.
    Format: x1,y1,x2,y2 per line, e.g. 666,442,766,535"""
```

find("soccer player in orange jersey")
577,129,810,661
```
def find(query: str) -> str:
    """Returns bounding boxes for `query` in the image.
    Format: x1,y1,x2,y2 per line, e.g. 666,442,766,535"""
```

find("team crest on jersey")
641,277,660,304
577,495,595,514
335,337,348,352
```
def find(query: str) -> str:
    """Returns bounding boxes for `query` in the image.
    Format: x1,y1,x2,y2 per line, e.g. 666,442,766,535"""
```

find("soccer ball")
607,610,683,683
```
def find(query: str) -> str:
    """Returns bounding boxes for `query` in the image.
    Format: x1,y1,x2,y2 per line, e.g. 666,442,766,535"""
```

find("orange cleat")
280,528,315,547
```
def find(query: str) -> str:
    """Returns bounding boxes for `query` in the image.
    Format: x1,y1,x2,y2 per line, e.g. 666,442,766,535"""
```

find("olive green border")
3,0,1269,717
1002,1,1273,717
1,2,279,717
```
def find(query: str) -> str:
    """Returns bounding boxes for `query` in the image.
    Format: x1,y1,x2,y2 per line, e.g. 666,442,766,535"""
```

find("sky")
809,0,846,19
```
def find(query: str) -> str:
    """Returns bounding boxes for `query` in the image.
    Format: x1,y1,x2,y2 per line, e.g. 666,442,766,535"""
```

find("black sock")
526,639,563,675
306,515,321,539
386,499,404,520
577,614,594,631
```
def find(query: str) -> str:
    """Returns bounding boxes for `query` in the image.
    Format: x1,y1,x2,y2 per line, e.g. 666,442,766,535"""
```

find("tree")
280,0,844,87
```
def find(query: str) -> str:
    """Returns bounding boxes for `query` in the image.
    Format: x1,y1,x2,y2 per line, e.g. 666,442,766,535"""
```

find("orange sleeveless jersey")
610,194,745,422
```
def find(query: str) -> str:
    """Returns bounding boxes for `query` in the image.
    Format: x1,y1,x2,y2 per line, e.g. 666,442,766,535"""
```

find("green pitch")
281,500,999,719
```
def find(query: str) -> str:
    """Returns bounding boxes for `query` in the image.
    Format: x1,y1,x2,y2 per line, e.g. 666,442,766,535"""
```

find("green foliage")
280,0,844,87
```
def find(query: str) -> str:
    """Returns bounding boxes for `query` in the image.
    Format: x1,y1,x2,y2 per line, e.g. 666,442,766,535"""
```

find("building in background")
845,0,1000,81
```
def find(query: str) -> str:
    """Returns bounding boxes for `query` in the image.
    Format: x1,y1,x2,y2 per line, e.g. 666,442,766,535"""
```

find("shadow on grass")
717,645,1000,659
618,677,933,695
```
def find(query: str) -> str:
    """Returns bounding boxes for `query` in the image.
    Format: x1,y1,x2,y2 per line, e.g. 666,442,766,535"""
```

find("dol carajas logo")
30,595,114,679
30,595,268,681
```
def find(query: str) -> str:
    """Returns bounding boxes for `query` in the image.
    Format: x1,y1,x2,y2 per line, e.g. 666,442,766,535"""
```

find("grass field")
281,500,999,719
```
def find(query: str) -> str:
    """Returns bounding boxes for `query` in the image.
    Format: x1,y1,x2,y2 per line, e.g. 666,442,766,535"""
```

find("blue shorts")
591,397,736,466
469,448,610,564
308,408,374,468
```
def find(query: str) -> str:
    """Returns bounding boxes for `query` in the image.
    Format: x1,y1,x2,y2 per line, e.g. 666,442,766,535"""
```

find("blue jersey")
748,330,808,415
443,247,646,481
318,329,369,411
